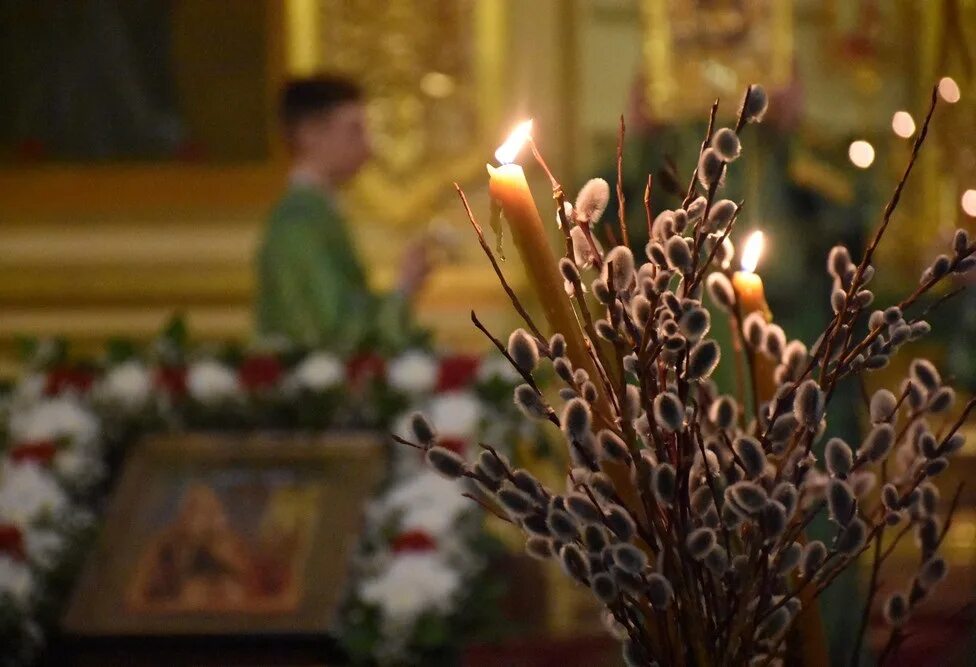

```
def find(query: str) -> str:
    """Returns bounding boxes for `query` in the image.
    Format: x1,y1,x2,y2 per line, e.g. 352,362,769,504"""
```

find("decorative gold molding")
640,0,792,122
303,0,508,226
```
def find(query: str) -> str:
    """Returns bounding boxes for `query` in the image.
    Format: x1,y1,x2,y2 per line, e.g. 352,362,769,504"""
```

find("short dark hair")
280,75,364,129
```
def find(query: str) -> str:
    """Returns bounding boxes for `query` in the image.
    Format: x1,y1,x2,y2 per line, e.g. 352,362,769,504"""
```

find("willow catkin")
793,379,825,427
574,178,611,226
824,438,853,477
653,392,685,432
426,446,467,480
711,128,741,161
410,412,436,445
562,398,592,441
646,573,674,610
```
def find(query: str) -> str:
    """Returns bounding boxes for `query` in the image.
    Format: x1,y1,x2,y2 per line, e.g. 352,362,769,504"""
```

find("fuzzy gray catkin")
686,527,717,560
827,479,857,525
575,178,610,225
862,424,895,462
426,446,467,479
687,340,721,380
652,463,677,505
646,573,674,610
870,389,898,423
410,412,436,445
793,379,825,427
507,329,539,373
706,272,736,312
910,359,941,391
653,392,685,432
514,384,549,419
824,438,854,477
733,436,766,478
697,147,724,187
800,540,827,578
709,395,738,429
711,128,741,161
562,398,592,441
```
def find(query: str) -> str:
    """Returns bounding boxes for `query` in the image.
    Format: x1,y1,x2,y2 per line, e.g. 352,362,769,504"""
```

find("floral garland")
0,339,534,665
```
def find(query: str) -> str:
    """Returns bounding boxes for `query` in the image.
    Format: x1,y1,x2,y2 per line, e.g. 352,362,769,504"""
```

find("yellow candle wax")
487,124,600,398
731,231,776,403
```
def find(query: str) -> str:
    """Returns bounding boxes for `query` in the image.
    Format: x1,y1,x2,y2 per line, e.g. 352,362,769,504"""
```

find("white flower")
387,351,438,395
359,552,461,627
0,555,33,605
25,528,64,569
54,448,106,490
0,462,67,525
12,373,46,404
476,354,519,384
187,360,240,404
291,352,344,392
427,391,482,439
379,471,469,538
9,396,98,447
96,360,152,412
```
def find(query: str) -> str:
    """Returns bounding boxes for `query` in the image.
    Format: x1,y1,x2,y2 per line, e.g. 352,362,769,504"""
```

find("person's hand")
398,240,432,299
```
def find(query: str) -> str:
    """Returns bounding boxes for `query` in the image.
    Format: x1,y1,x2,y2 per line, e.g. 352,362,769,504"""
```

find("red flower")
154,365,188,397
10,440,57,466
239,355,284,391
390,529,437,554
0,523,26,561
436,355,480,392
346,353,386,386
438,437,467,456
44,367,94,396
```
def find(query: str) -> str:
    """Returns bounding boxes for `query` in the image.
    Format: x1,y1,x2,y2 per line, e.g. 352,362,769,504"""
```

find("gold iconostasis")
0,0,972,376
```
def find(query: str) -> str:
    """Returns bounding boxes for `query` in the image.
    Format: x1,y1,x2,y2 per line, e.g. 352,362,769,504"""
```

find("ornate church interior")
0,1,975,665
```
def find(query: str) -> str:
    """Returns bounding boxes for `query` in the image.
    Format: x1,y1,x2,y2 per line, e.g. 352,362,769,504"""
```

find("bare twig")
456,184,547,344
617,114,629,248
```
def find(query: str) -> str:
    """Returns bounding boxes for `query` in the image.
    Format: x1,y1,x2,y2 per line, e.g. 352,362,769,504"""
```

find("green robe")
255,184,411,352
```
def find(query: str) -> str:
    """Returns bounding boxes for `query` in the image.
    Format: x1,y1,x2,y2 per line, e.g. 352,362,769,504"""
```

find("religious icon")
125,475,322,615
63,433,381,636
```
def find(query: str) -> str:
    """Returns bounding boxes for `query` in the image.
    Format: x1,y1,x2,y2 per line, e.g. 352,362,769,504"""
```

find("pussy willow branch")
528,136,624,424
851,458,889,667
759,87,942,438
644,173,654,241
683,99,720,208
831,242,975,383
876,481,964,666
817,86,939,386
469,309,559,428
688,201,743,293
455,184,547,346
617,114,629,248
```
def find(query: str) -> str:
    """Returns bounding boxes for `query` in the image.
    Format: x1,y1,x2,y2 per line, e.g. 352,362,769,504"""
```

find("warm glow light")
495,120,533,165
740,231,764,273
848,140,875,169
891,111,915,138
939,77,961,104
962,189,976,217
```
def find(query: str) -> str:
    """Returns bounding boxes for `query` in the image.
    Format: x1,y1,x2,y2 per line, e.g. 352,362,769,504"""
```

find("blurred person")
255,75,430,351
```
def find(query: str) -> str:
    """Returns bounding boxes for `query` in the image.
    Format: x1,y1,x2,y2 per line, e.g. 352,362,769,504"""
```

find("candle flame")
495,120,533,165
740,231,764,273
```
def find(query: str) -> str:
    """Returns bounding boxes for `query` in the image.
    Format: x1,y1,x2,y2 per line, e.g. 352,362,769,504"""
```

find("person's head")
281,75,371,186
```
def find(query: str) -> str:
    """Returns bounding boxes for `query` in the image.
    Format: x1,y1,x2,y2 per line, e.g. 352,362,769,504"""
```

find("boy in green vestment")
255,76,429,351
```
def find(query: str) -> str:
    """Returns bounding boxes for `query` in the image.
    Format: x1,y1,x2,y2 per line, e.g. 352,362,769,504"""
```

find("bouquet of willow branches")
396,84,976,666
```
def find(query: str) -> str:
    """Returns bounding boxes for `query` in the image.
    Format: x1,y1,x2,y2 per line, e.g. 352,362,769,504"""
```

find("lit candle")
487,121,600,394
732,231,771,319
731,231,776,402
733,232,829,666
